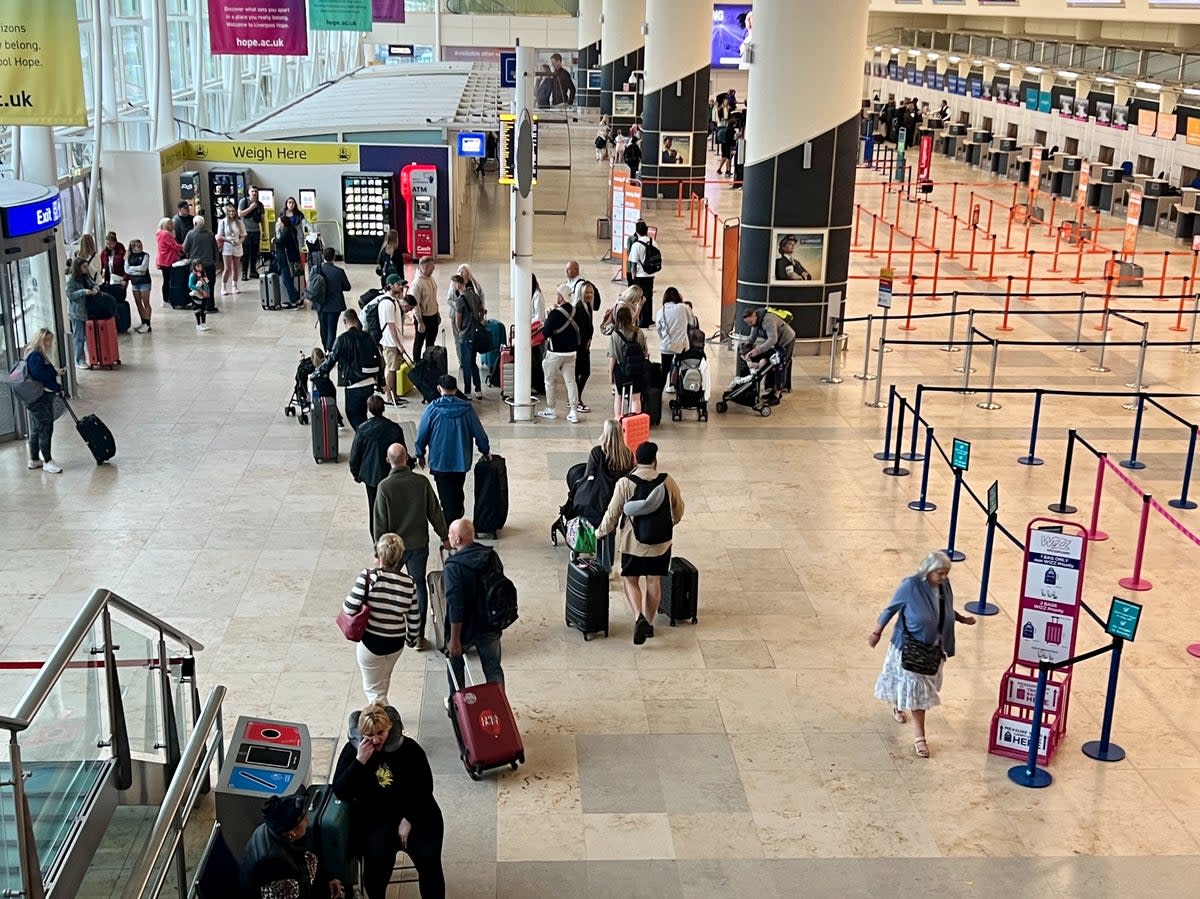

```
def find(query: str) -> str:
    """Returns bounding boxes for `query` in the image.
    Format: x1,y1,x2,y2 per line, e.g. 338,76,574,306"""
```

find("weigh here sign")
0,0,86,126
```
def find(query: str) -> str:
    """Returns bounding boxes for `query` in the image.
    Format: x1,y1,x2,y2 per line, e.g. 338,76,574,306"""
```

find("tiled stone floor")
5,121,1200,896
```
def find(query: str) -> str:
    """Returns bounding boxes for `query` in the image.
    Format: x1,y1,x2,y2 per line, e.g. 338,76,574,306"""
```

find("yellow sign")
158,140,359,171
0,0,87,126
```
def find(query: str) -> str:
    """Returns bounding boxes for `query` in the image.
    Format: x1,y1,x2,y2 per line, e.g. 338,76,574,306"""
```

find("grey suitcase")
305,784,357,890
259,272,282,309
427,548,448,652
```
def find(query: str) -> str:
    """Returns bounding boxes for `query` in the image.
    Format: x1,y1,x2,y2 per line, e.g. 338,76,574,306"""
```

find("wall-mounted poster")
1096,101,1113,126
1074,97,1089,120
612,92,637,117
1059,94,1075,116
659,133,692,167
1113,105,1129,130
769,229,827,286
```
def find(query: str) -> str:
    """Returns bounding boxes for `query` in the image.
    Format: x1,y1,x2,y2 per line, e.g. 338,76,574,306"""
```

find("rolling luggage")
85,318,120,369
409,353,441,403
304,784,357,889
659,556,699,626
311,395,339,463
259,272,282,310
113,296,132,334
422,344,449,379
86,291,117,320
499,346,515,398
481,319,506,372
643,386,663,427
448,658,524,780
566,554,609,640
619,387,651,453
62,398,116,465
474,454,509,538
168,262,193,309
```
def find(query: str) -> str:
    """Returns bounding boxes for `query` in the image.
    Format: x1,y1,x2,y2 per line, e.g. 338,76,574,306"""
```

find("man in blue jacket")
414,375,491,524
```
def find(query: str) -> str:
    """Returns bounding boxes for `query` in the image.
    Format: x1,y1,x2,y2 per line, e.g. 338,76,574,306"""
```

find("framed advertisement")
658,133,692,167
612,92,637,118
769,229,826,286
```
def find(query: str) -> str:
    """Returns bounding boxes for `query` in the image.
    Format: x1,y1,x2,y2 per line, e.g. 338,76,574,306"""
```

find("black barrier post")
884,396,911,477
965,511,1000,616
943,468,967,561
907,427,937,512
902,386,925,461
1082,638,1127,763
1048,428,1079,514
1169,425,1199,510
1119,394,1148,471
1008,660,1054,788
873,385,897,461
1018,389,1045,466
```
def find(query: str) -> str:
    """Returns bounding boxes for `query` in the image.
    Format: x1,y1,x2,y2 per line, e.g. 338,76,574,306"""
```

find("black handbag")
899,586,946,676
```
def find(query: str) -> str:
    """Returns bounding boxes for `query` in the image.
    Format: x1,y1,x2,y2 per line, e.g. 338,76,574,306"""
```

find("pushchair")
284,353,315,425
669,349,711,422
550,462,588,546
715,350,782,417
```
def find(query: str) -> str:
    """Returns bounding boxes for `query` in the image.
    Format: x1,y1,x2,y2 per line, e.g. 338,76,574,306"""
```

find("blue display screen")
1,194,62,239
458,132,486,158
712,4,752,69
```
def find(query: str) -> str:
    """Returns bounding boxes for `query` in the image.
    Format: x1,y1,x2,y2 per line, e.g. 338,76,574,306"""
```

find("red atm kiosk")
400,163,438,259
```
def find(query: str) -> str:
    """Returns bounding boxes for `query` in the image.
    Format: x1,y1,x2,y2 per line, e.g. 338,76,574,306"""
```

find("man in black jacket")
315,308,382,432
349,394,405,538
312,247,352,351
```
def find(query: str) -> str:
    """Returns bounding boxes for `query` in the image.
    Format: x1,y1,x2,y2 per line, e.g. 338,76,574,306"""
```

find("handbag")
899,586,946,676
566,517,597,555
336,569,375,642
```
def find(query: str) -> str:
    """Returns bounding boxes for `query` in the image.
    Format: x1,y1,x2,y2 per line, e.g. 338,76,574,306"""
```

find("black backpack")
616,330,648,381
479,549,518,631
627,473,674,544
363,294,390,344
637,238,663,275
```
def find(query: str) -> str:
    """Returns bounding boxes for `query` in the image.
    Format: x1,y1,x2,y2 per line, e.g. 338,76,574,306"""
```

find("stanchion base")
995,325,1014,332
873,451,896,461
1168,498,1199,510
1121,401,1140,411
818,377,844,384
1093,325,1113,332
907,500,937,512
938,346,962,354
1008,764,1053,789
872,347,893,355
965,601,1000,616
1087,529,1109,542
943,549,967,562
899,452,926,462
1118,459,1147,470
953,366,977,374
976,402,1002,410
1047,503,1078,514
882,466,911,478
1118,575,1152,591
1081,740,1126,762
1018,455,1045,466
853,374,878,381
1088,366,1111,373
1064,346,1086,353
898,325,918,332
1187,643,1200,658
1169,325,1189,333
865,401,889,409
1182,348,1200,355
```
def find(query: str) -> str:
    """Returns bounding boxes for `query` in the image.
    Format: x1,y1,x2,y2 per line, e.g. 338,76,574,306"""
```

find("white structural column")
14,129,57,187
577,0,603,108
509,41,535,423
640,0,711,200
150,0,175,148
599,0,645,121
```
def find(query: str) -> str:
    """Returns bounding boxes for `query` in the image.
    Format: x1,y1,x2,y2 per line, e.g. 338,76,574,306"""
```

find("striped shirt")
343,567,420,646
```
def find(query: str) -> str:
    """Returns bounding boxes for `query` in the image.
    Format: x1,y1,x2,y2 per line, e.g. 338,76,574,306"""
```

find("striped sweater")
343,568,420,646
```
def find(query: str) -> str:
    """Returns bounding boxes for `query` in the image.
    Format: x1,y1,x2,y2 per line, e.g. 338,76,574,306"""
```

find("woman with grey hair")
869,550,975,758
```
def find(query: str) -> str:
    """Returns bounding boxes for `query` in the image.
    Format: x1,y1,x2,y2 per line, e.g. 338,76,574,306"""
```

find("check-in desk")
1015,146,1041,186
989,137,1019,177
1137,179,1172,227
1085,166,1123,212
963,131,992,168
1172,188,1200,241
1048,156,1082,199
940,122,967,159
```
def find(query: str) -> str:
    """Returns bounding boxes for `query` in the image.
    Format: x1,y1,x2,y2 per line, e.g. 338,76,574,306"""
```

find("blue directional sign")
500,52,517,89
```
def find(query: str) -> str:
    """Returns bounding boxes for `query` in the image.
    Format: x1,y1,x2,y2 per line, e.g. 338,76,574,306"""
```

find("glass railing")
447,0,577,14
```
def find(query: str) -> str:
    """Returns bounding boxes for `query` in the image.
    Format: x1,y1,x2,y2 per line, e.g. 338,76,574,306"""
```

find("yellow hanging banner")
0,0,87,126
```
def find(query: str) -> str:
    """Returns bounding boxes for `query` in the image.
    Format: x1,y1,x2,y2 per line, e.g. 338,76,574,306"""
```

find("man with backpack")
314,308,383,431
309,247,352,351
595,442,685,645
371,274,408,404
626,220,661,328
444,518,515,702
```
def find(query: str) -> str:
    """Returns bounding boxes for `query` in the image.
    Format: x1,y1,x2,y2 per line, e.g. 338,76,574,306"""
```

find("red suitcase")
85,318,120,369
311,396,338,464
448,659,524,780
619,387,650,452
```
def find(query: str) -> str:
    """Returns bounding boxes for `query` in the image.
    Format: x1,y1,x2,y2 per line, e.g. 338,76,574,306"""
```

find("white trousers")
542,350,579,411
356,642,404,705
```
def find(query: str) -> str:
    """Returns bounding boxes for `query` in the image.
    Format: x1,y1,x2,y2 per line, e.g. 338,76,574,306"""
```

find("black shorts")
621,551,671,577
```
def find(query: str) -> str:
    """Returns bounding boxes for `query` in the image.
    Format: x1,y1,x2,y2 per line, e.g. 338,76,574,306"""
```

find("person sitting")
240,794,344,899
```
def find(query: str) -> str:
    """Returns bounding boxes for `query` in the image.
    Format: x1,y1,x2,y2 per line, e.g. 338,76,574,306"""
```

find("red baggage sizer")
85,318,120,369
448,659,524,780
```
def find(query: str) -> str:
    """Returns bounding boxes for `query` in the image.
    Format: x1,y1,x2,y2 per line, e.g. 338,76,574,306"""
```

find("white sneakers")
664,386,676,395
474,392,483,400
42,461,63,474
27,459,41,469
196,324,210,332
537,408,557,420
567,412,580,423
539,407,580,423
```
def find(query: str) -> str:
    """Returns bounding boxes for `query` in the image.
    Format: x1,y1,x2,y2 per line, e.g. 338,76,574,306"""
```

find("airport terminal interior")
6,0,1200,896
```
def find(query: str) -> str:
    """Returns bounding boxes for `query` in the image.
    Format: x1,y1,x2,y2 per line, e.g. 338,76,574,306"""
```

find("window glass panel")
951,34,969,53
168,22,190,92
1109,48,1140,74
115,0,141,16
1081,46,1104,69
117,26,147,105
79,32,94,109
993,39,1010,58
1183,54,1200,83
1145,51,1180,80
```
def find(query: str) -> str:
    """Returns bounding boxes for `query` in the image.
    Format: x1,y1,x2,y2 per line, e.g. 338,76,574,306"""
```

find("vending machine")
207,168,250,219
341,172,395,264
400,163,438,259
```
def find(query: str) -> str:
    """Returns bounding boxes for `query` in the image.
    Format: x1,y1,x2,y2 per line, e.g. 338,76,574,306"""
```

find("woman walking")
377,229,403,289
217,204,246,296
155,218,183,307
869,550,976,758
579,419,634,572
607,303,648,419
21,329,65,474
655,287,690,392
125,239,153,332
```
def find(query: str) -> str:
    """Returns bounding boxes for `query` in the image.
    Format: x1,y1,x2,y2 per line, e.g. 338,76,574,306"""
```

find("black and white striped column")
640,0,711,200
577,0,602,109
600,0,645,123
736,0,870,340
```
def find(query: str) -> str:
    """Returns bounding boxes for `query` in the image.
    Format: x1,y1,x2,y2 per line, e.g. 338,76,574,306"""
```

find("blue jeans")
447,631,503,700
71,318,87,365
458,336,481,393
400,545,430,636
276,250,299,304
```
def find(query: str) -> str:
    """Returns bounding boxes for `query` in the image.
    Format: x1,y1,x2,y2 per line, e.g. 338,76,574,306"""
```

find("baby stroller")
716,350,782,418
285,353,315,425
551,462,588,546
669,348,711,422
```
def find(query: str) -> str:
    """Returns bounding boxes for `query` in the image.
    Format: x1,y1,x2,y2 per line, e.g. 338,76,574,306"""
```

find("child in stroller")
284,348,345,427
669,331,711,421
716,349,782,418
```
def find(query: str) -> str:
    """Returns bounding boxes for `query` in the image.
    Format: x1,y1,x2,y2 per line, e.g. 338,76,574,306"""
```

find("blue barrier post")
1018,390,1045,466
1048,428,1079,514
1008,661,1054,788
1082,639,1127,762
873,385,897,461
1120,394,1148,470
1169,425,1199,510
965,512,1000,615
943,468,967,561
907,427,937,512
883,395,911,477
902,387,925,461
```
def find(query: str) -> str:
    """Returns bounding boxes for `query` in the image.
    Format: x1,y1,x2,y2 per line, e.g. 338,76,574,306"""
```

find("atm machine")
0,181,68,443
400,163,439,260
207,167,250,219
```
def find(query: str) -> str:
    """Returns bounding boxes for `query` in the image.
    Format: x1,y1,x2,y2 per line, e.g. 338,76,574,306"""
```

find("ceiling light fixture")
1025,66,1044,75
948,55,961,64
1058,70,1078,80
1136,80,1161,91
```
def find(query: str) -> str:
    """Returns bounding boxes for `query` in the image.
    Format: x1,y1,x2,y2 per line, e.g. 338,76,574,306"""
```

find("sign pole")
1008,661,1054,788
1082,638,1127,762
966,506,1000,616
509,39,535,422
943,468,967,562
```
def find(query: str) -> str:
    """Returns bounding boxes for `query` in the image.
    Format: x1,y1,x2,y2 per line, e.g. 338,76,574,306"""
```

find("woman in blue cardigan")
21,328,66,474
869,550,975,758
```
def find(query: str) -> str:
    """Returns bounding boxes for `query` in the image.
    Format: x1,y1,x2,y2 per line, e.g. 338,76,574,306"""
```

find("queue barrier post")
948,215,959,260
886,222,896,268
1170,277,1191,332
856,314,877,381
902,386,925,461
939,291,961,353
943,467,967,561
931,206,941,248
1087,452,1109,541
1071,235,1086,284
883,394,910,477
1008,661,1054,789
951,182,959,218
867,336,888,408
819,319,844,385
1158,251,1170,300
1168,425,1199,510
1123,323,1150,399
1089,311,1112,372
1081,638,1127,762
872,384,897,456
1067,291,1087,353
997,276,1015,332
913,202,923,246
1018,390,1045,466
965,511,1000,616
854,205,862,246
867,214,879,259
968,225,979,271
930,249,942,299
709,210,720,259
956,311,977,393
900,280,918,331
1022,250,1036,301
1048,429,1079,515
1049,225,1064,273
1004,205,1015,250
1184,293,1200,355
1096,271,1115,331
906,231,918,285
907,426,938,512
976,338,1002,411
1120,394,1148,470
1117,493,1154,592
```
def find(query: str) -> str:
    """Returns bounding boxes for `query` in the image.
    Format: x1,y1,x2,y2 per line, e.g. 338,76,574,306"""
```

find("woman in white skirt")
869,550,975,758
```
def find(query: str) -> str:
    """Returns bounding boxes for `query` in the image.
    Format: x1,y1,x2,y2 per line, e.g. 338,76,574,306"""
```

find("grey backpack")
8,358,45,406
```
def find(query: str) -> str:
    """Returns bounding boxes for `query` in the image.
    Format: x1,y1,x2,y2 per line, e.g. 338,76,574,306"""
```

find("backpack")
304,268,327,307
625,473,674,545
638,239,663,275
677,359,704,394
363,294,389,344
623,143,640,167
616,330,648,382
8,357,45,406
479,549,519,631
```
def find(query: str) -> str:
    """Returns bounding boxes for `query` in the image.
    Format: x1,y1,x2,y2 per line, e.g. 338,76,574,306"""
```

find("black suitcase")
311,396,339,463
86,291,117,320
168,263,193,308
423,344,449,379
304,785,357,890
659,556,698,625
63,399,116,465
474,454,509,538
643,386,663,427
259,273,282,310
566,554,609,639
114,298,132,333
409,354,441,403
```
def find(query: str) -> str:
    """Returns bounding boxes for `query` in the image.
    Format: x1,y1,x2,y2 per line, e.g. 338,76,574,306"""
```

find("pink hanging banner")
207,0,309,56
372,0,406,22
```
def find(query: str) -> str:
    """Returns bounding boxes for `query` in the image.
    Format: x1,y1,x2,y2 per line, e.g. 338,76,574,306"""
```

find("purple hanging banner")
372,0,405,22
207,0,309,56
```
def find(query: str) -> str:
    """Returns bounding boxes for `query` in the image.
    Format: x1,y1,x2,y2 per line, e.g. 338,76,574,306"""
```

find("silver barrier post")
977,338,1002,410
1184,293,1200,355
939,290,961,353
1089,310,1112,372
874,306,892,354
867,336,888,407
1067,291,1088,353
856,314,877,380
1123,322,1150,406
954,309,976,374
819,320,844,384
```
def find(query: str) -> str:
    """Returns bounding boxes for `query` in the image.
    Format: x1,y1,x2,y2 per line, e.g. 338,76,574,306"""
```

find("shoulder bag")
899,585,946,676
336,569,375,641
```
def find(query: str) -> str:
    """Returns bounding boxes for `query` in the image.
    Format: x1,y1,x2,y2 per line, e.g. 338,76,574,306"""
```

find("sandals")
913,738,930,758
891,708,908,724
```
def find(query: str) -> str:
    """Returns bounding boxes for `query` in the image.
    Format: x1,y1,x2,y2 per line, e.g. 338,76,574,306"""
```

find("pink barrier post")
1087,453,1109,541
1118,493,1154,591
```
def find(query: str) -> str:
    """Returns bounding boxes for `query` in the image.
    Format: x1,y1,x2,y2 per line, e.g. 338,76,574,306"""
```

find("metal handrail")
1,588,205,733
123,685,227,899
